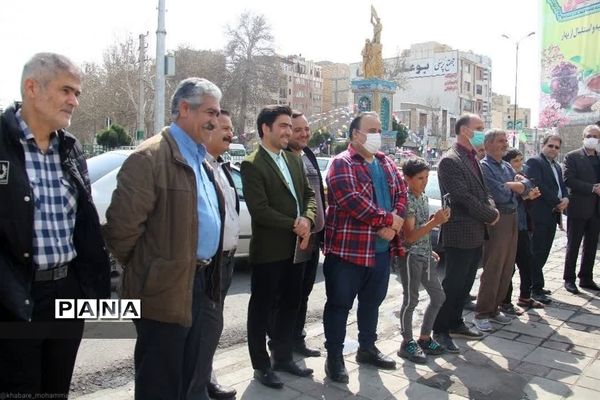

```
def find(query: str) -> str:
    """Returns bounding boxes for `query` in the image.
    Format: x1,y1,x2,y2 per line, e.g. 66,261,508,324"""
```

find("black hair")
402,157,430,177
542,133,562,145
256,105,292,138
503,148,523,163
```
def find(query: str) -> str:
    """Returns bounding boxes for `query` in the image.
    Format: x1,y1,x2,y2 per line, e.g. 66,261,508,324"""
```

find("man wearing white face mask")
562,124,600,293
322,112,407,382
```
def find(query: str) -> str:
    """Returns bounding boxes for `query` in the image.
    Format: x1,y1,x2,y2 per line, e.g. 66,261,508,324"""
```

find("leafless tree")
71,35,152,142
223,11,279,141
384,48,410,91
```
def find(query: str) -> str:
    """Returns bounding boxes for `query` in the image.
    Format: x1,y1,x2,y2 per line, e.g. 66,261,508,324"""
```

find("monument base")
351,79,396,131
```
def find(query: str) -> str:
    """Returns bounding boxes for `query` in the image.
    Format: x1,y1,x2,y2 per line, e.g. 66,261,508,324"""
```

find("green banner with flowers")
540,0,600,127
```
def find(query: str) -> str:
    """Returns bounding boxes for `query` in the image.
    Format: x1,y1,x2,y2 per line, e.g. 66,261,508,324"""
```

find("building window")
476,84,482,95
462,99,473,112
463,81,471,92
289,88,292,95
464,62,471,73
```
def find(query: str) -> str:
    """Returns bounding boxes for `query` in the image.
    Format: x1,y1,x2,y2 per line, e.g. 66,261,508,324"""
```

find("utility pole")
154,0,166,134
137,33,148,142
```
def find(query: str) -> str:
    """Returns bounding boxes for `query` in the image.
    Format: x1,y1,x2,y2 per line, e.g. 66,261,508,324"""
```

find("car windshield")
425,171,441,200
87,152,129,183
229,149,246,157
317,158,330,171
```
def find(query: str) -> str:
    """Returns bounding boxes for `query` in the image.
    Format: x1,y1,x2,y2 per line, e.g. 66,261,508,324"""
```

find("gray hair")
21,53,82,96
484,128,506,145
582,124,600,138
170,77,222,117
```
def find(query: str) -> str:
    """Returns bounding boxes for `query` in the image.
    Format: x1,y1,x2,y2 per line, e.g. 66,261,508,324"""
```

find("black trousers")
133,268,222,400
433,246,482,334
293,248,320,344
564,215,600,283
504,230,534,302
0,270,84,397
247,258,304,370
530,223,557,293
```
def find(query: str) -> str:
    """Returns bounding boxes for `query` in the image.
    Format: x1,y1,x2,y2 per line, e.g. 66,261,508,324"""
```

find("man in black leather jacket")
0,53,110,397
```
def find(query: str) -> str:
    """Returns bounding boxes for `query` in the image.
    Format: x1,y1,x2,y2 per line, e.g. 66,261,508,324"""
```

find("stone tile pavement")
76,231,600,399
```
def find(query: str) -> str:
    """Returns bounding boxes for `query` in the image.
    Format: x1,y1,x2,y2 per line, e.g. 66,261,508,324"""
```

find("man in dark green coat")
241,105,316,390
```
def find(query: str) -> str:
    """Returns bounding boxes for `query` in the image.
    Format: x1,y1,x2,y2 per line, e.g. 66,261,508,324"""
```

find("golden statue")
362,5,384,78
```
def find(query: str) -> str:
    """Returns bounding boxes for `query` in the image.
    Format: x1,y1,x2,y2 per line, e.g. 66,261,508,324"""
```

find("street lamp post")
502,31,535,147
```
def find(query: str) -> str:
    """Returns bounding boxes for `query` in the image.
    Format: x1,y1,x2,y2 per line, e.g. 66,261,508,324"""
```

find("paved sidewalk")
75,231,600,399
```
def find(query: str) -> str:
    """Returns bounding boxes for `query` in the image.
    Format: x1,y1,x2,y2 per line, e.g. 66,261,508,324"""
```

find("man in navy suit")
526,134,569,304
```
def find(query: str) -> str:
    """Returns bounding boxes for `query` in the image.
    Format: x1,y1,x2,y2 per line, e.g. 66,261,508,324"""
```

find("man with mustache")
192,109,239,399
103,77,226,400
0,53,110,398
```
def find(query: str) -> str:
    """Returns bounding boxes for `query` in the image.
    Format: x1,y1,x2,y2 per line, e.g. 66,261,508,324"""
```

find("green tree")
308,130,332,148
333,140,349,154
392,118,408,148
96,124,132,149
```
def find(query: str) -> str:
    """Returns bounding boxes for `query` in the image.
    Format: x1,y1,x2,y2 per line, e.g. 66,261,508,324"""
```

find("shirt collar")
170,122,207,160
261,144,284,160
482,154,502,166
456,143,477,158
15,108,58,148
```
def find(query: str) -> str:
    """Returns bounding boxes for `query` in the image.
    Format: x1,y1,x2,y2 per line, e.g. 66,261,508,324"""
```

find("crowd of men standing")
1,53,600,399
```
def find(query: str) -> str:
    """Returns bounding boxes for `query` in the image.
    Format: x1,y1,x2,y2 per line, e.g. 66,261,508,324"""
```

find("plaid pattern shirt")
16,110,78,270
324,144,407,267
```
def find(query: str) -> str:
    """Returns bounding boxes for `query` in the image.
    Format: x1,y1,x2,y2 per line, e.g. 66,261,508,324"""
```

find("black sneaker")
449,324,483,339
432,333,459,353
398,339,427,364
532,292,552,304
417,337,446,355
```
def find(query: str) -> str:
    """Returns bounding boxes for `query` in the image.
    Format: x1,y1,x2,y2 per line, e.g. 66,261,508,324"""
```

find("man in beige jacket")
103,77,225,400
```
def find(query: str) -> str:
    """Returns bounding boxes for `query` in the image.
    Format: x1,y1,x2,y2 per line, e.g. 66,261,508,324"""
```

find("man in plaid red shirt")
322,112,407,383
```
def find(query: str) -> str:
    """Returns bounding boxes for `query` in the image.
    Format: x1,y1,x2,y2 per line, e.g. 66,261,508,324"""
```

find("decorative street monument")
352,5,396,131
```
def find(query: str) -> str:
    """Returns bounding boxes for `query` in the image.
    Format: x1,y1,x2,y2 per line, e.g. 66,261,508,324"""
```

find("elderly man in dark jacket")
563,124,600,293
0,53,110,397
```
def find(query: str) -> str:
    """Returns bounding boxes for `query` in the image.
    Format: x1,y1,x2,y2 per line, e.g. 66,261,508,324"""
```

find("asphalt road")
70,258,339,396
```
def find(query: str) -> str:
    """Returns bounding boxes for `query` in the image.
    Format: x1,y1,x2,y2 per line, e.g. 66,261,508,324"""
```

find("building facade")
277,55,323,117
318,62,352,113
349,42,493,149
491,92,531,131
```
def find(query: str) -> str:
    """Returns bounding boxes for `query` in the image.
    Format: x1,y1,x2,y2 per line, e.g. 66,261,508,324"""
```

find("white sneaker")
490,312,513,325
473,318,493,332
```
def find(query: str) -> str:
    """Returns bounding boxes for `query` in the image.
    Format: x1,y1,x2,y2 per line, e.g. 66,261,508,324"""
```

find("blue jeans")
323,252,390,356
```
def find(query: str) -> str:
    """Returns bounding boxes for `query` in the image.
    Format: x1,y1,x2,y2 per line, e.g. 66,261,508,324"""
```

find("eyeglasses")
546,144,560,149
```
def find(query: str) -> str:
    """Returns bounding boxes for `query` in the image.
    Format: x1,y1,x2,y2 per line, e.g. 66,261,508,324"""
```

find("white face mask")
363,133,382,154
583,137,599,150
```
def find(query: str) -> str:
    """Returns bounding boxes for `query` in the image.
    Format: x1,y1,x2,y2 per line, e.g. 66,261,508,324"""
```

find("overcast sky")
0,0,541,124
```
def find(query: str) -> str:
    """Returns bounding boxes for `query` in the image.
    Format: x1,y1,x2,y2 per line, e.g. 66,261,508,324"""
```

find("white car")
89,150,251,259
316,156,333,192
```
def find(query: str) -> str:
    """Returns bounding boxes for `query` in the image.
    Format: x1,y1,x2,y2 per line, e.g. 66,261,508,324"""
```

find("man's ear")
22,78,39,99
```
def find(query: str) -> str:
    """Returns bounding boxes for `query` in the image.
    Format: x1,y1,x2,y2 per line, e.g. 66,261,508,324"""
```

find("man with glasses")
526,134,568,304
322,112,407,382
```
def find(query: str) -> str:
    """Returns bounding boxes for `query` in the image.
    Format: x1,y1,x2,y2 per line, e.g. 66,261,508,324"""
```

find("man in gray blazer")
432,114,499,353
563,124,600,293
